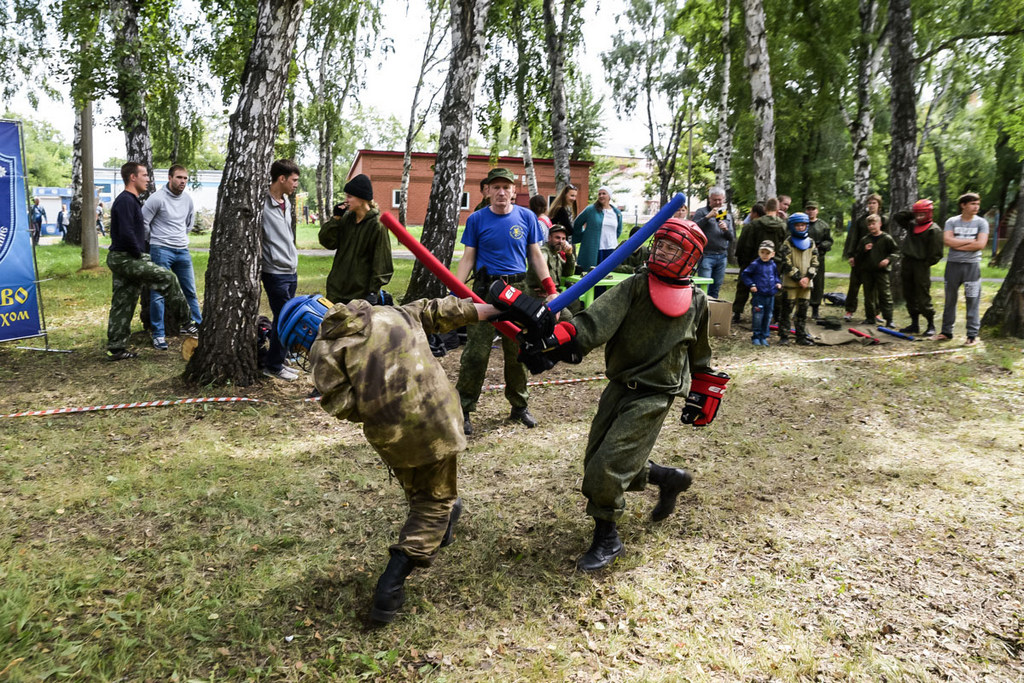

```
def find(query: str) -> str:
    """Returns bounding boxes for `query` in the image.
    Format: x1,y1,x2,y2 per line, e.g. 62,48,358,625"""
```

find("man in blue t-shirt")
455,167,559,435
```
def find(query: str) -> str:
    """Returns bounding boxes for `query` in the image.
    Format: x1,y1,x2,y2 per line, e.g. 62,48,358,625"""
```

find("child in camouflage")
296,296,499,624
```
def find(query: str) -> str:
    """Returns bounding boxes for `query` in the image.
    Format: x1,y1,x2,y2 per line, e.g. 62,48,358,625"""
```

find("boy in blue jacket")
740,240,783,346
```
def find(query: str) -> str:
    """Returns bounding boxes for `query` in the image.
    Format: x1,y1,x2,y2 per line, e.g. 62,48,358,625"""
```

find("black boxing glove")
489,280,555,342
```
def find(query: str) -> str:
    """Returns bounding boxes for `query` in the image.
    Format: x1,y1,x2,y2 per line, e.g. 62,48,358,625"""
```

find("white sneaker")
152,336,168,350
263,366,298,381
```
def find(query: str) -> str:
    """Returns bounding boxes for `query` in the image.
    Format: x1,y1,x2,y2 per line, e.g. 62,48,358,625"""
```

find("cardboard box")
707,297,732,337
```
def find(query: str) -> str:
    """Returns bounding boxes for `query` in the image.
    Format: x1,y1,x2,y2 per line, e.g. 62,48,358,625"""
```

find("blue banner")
0,119,44,342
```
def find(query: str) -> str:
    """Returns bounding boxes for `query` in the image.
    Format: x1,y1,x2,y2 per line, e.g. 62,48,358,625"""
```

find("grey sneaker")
263,366,298,381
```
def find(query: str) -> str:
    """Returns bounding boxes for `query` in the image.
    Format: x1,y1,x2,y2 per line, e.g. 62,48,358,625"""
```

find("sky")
8,0,649,167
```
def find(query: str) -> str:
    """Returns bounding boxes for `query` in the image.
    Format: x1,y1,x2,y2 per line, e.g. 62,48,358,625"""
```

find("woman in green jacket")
318,174,394,304
573,187,623,270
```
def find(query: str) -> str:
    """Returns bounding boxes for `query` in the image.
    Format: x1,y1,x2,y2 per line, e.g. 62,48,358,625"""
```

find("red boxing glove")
541,276,558,296
680,370,730,426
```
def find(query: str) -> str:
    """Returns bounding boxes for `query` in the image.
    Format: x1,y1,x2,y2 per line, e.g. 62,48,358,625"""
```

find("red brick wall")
348,150,593,226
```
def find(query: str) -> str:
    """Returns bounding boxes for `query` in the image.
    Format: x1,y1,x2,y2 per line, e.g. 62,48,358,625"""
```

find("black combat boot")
923,315,936,337
510,406,537,428
811,305,820,320
462,411,473,436
370,550,414,624
899,315,920,334
648,461,693,522
575,519,624,572
440,498,463,548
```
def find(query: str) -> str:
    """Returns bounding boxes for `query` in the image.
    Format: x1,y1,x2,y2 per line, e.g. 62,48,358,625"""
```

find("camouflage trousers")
810,252,827,307
106,251,189,351
389,454,459,567
779,295,809,340
901,258,934,318
861,270,893,322
582,381,674,522
456,282,529,413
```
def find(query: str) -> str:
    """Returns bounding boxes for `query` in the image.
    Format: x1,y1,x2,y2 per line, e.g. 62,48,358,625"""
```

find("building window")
392,189,402,208
460,192,470,210
548,195,556,207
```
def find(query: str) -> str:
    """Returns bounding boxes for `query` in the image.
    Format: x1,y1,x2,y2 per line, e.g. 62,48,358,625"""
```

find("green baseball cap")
484,167,516,184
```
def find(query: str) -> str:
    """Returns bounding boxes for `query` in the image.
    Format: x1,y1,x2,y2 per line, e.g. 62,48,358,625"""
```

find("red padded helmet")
912,199,934,231
647,218,707,281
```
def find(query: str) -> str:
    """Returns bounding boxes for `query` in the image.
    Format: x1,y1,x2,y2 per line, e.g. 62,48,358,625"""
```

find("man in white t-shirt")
936,192,988,345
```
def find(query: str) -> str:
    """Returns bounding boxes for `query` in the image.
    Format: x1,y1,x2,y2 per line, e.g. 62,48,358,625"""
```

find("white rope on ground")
0,347,970,418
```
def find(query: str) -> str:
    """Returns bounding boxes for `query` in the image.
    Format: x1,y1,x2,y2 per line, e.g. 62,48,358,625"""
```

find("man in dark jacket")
842,193,888,321
805,201,833,319
105,162,193,360
896,199,944,335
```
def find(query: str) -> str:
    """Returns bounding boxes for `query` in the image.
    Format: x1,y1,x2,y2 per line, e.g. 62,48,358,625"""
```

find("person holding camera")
692,187,735,298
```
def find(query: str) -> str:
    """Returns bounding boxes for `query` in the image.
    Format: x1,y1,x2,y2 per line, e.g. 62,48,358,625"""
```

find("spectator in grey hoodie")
261,159,301,380
142,165,202,350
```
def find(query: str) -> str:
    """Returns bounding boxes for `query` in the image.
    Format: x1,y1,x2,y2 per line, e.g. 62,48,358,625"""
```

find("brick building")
346,150,594,226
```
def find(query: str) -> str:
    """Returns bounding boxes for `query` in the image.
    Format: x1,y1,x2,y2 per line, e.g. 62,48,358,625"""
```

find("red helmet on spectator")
647,219,706,317
912,199,934,232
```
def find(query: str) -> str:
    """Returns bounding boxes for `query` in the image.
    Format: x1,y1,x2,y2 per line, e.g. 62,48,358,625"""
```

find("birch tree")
743,0,776,200
542,0,582,192
712,0,735,200
404,0,492,302
185,0,305,385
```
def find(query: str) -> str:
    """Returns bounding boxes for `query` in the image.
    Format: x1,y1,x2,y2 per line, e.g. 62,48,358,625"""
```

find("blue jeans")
261,272,297,372
698,251,728,298
750,292,775,342
149,245,202,337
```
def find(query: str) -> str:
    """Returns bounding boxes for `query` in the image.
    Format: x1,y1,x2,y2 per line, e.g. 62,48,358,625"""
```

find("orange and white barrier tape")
0,347,970,419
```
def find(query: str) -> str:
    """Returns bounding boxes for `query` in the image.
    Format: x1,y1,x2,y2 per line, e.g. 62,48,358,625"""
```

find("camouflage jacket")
526,241,576,295
572,273,713,396
310,297,479,468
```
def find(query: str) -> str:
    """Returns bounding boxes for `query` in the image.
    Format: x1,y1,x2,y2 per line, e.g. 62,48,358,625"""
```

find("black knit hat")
344,174,373,201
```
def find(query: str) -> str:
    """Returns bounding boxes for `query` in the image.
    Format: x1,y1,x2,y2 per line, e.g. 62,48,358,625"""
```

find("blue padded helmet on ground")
277,294,333,369
787,212,812,249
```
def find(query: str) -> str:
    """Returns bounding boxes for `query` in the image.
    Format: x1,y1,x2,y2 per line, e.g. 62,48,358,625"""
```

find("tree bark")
185,0,305,386
80,102,99,270
68,109,84,246
404,0,491,302
543,0,572,192
110,0,154,197
993,162,1024,268
840,0,887,216
933,141,948,224
743,0,776,200
980,212,1024,338
713,0,734,201
887,0,917,303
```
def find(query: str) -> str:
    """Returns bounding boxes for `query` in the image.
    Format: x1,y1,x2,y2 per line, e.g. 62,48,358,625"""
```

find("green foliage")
6,111,73,188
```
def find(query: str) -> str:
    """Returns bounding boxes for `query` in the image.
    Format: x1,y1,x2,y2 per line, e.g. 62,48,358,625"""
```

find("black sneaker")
731,312,741,324
796,337,815,346
181,322,199,336
107,349,138,361
861,319,875,326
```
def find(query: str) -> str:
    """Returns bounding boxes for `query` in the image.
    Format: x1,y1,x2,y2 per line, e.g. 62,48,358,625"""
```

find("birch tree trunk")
887,0,917,303
185,0,305,386
68,110,84,246
519,109,539,197
713,0,734,199
543,0,572,192
404,0,491,302
110,0,154,197
743,0,776,200
933,142,949,224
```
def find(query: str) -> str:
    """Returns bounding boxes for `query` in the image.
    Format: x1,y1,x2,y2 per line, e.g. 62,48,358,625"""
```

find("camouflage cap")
484,167,516,184
804,201,819,210
758,240,775,252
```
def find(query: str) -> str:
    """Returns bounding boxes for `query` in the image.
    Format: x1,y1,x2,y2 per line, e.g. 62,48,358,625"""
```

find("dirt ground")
1,300,1022,680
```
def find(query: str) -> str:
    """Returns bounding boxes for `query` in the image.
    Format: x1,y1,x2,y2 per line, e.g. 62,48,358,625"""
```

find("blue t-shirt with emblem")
461,205,544,275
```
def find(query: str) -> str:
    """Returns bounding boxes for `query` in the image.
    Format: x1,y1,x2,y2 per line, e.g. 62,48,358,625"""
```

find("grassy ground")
1,245,1021,681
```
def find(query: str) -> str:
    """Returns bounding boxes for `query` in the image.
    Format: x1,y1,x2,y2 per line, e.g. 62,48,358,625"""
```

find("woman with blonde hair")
573,186,622,269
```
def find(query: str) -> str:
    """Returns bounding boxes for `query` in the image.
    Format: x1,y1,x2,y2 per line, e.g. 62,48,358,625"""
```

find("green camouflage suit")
898,219,943,319
310,297,481,566
778,237,819,340
526,241,577,319
807,219,833,308
571,273,712,521
855,232,900,323
106,251,190,352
